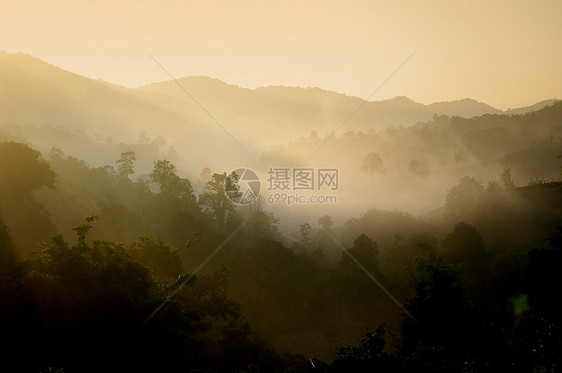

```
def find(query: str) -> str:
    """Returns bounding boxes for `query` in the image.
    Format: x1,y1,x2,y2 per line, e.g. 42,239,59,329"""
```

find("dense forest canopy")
1,55,561,371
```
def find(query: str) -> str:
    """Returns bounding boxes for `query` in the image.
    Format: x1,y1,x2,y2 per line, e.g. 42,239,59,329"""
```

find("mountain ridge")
1,51,559,171
3,51,557,124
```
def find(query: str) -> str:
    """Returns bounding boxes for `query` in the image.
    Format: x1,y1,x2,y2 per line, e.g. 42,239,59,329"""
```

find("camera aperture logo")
225,168,261,205
225,167,339,206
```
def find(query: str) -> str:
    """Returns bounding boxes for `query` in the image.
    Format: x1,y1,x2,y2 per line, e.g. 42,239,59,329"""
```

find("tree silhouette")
0,142,55,197
318,214,334,232
314,214,336,258
442,222,487,265
444,176,486,221
399,266,466,353
361,152,385,181
115,151,136,179
339,233,379,274
150,159,195,203
500,166,516,190
199,172,238,231
297,222,312,250
72,215,99,247
331,326,397,372
0,213,16,268
0,142,57,253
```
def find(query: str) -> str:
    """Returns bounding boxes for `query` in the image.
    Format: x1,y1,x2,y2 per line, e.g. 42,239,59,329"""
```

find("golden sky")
1,0,561,109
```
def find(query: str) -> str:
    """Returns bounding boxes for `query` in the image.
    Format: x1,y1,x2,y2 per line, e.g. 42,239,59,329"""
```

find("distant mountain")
141,78,554,132
0,52,249,168
505,99,559,115
1,51,557,171
0,52,218,138
427,98,502,117
141,79,505,132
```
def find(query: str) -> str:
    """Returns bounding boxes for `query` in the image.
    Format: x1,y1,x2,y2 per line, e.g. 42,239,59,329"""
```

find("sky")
1,0,561,109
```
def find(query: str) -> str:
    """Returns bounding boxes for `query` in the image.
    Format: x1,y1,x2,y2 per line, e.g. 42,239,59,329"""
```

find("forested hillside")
1,129,560,370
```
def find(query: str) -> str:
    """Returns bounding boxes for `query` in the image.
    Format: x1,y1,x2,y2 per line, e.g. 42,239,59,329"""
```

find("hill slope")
1,51,558,172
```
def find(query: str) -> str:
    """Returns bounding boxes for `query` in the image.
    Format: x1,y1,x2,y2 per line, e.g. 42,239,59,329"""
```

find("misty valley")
1,52,561,372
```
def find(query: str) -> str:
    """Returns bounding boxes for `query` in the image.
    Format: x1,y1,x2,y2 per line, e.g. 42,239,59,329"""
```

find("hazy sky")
1,0,561,109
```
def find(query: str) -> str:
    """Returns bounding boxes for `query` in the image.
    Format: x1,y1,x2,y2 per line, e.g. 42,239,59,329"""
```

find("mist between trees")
1,118,561,371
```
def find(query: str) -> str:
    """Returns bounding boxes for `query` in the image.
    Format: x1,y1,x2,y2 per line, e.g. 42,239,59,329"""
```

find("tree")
245,196,281,241
339,233,379,273
0,219,196,372
115,151,136,179
127,236,183,279
150,159,178,192
486,180,503,196
138,130,150,145
442,222,486,265
73,215,99,247
48,147,64,161
0,213,16,268
297,222,312,250
196,167,212,191
0,217,285,372
314,215,336,258
318,214,334,232
0,142,56,197
361,152,385,179
500,166,516,190
150,159,195,204
199,172,238,231
331,326,397,372
0,142,57,253
385,234,443,286
399,266,467,353
444,176,486,221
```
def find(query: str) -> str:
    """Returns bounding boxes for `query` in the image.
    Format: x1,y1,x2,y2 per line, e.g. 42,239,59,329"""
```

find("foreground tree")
0,142,56,197
331,326,399,372
0,142,57,253
0,214,16,268
0,217,288,372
